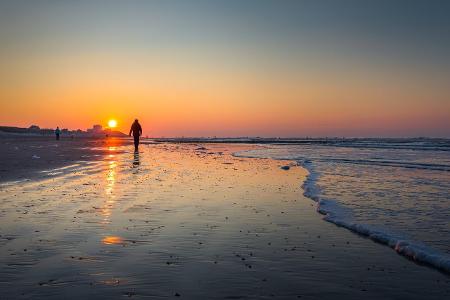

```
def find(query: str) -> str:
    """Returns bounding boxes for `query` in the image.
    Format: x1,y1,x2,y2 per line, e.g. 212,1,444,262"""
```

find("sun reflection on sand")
101,146,117,224
104,161,116,196
101,236,124,245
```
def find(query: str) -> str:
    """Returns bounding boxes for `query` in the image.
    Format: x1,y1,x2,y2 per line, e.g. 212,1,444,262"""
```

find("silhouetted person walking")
55,126,61,140
129,119,142,151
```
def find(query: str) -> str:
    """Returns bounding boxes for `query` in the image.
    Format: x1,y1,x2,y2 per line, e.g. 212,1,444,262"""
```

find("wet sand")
0,141,449,299
0,136,127,183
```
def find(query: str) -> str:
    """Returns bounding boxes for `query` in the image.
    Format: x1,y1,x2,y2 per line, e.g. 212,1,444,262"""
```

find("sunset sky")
1,0,449,137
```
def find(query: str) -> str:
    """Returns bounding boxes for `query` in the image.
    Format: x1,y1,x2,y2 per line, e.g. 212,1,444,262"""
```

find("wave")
236,149,450,172
299,159,450,274
234,149,450,274
313,157,450,172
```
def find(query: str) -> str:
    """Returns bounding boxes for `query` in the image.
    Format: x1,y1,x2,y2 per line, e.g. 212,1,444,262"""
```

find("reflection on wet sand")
101,236,124,245
101,147,117,224
133,151,140,168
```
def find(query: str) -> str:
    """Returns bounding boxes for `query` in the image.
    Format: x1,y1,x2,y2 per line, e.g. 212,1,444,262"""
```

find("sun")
108,119,117,128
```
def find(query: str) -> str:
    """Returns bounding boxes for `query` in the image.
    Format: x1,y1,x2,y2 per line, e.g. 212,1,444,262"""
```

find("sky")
0,0,449,137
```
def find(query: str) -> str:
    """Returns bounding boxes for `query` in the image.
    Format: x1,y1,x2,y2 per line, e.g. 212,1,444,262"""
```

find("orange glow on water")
102,236,124,245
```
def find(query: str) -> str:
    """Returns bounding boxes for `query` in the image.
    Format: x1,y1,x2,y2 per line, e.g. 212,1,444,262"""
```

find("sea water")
235,139,450,272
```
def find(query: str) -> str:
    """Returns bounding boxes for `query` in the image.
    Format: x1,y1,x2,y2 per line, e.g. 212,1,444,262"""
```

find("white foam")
300,159,450,274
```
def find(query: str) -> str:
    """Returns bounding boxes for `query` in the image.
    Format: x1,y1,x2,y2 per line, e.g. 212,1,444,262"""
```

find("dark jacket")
129,122,142,137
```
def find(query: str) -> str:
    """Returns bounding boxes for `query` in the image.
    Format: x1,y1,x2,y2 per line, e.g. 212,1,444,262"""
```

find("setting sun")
108,119,117,128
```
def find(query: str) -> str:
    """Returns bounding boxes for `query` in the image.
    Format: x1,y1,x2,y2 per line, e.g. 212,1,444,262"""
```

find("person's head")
134,119,139,123
56,126,59,129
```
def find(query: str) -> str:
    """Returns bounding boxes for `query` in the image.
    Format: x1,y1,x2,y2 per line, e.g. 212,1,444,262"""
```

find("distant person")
55,126,61,140
129,119,142,151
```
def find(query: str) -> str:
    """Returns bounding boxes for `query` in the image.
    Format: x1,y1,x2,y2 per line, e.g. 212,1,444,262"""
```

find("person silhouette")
55,126,61,140
129,119,142,151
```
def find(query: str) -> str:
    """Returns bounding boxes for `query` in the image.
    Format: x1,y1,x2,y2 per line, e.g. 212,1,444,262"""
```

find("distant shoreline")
148,137,450,152
0,125,127,138
151,136,450,143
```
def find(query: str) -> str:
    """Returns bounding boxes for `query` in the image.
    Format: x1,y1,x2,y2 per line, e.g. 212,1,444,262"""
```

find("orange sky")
1,1,449,137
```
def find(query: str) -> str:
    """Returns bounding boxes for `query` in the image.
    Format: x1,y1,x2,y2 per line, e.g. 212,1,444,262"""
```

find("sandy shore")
0,136,129,183
0,141,448,299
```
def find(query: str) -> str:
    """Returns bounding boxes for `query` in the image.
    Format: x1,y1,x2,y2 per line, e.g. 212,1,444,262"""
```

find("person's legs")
56,134,60,140
134,135,139,151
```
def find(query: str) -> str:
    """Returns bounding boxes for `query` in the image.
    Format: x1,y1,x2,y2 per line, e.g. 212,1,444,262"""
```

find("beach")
0,136,129,183
0,138,449,299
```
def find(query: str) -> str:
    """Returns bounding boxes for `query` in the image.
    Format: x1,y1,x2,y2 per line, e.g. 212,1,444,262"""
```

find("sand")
0,136,128,183
0,139,449,299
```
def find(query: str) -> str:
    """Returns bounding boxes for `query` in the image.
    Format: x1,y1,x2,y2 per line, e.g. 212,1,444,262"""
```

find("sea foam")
299,159,450,273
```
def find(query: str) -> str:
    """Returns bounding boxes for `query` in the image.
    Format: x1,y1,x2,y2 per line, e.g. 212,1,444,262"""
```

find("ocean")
235,138,450,273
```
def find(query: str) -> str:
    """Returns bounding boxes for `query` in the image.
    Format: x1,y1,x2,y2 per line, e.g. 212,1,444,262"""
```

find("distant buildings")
87,124,103,134
0,124,126,137
28,125,40,131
